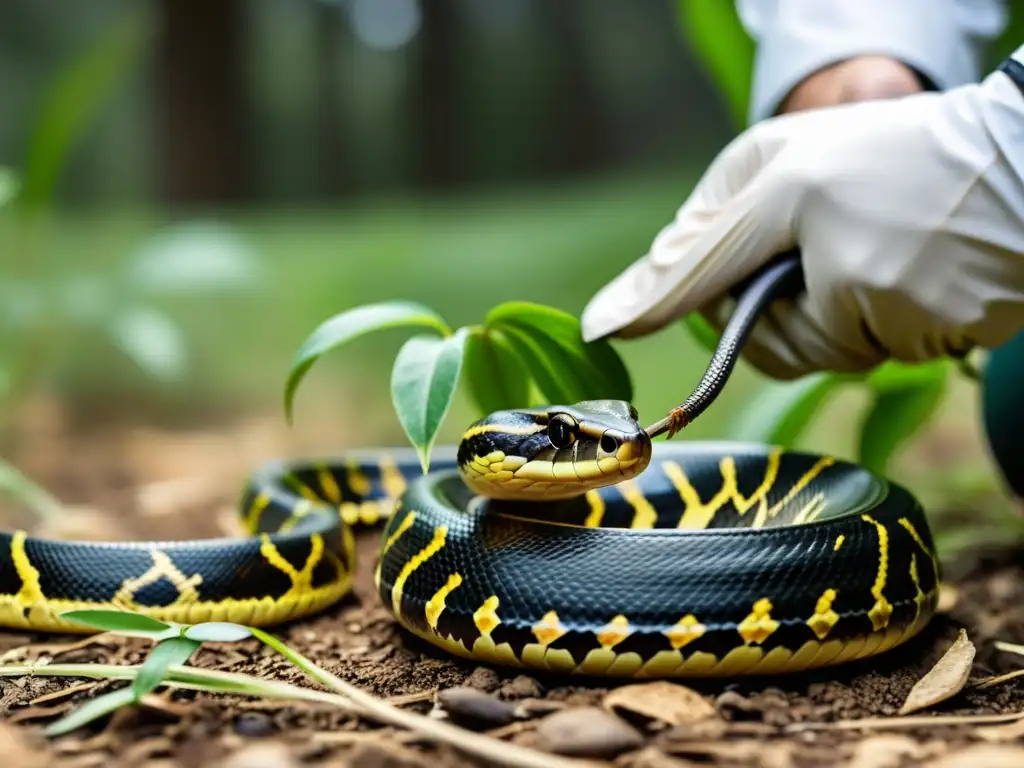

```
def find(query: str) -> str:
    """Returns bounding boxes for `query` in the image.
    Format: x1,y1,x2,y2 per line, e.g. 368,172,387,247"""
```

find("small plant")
285,300,633,471
1,608,575,767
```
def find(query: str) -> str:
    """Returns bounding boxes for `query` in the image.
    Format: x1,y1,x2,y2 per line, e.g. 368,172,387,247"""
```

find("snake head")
458,399,652,501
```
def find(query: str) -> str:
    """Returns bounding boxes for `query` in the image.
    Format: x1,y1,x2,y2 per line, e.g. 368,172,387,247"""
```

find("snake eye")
547,417,576,449
600,434,618,454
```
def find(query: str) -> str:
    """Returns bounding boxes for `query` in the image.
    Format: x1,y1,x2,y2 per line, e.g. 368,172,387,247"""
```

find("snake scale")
0,252,940,678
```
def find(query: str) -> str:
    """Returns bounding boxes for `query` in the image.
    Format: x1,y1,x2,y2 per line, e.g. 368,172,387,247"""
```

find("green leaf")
133,636,200,701
675,0,755,128
496,324,587,404
857,370,948,474
184,622,253,643
390,327,469,473
866,360,949,392
44,686,137,737
20,11,150,212
464,327,531,415
61,610,171,637
285,301,450,422
727,373,846,446
680,312,720,355
486,301,632,403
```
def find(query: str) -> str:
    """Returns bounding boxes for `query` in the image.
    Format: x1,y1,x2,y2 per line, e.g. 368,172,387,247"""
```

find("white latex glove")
580,62,1024,380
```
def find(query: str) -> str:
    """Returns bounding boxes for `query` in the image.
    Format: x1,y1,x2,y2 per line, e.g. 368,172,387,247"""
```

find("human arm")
580,45,1024,379
735,0,1008,119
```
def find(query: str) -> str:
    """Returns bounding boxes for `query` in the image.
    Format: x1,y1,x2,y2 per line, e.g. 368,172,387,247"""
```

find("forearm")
735,0,1008,121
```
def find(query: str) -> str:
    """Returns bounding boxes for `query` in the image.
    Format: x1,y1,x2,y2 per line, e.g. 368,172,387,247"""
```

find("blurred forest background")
0,0,1012,523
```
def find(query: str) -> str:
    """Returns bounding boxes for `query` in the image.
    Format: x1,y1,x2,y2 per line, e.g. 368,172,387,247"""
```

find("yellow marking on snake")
425,573,463,630
381,511,417,556
378,454,407,499
834,535,846,551
473,595,501,635
898,517,940,584
245,492,271,533
861,514,894,630
10,531,43,606
112,550,203,610
584,489,605,527
315,464,342,504
596,615,632,649
662,450,834,530
737,598,779,645
791,493,827,525
531,610,568,646
664,614,706,650
618,481,657,529
280,498,315,532
807,588,840,640
287,474,322,503
347,459,372,496
259,533,325,601
462,423,545,440
390,525,448,617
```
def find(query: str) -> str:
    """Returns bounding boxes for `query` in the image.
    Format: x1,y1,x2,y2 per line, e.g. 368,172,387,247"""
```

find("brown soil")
2,400,1024,768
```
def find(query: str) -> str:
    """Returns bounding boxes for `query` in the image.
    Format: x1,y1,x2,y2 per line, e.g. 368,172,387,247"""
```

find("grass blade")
132,636,200,700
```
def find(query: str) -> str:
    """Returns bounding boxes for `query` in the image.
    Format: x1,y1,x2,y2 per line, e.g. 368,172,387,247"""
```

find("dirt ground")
2,399,1024,768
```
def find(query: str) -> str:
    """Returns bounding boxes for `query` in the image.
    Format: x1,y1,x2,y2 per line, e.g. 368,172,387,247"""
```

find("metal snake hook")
645,249,806,440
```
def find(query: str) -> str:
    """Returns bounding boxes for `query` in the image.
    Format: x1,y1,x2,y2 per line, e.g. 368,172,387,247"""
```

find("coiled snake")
0,252,939,678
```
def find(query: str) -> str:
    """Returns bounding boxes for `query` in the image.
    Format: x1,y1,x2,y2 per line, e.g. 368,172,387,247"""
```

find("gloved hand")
580,65,1024,380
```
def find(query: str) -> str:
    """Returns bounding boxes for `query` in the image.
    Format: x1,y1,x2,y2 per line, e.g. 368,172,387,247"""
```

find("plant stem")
0,663,349,708
0,458,65,524
249,628,592,768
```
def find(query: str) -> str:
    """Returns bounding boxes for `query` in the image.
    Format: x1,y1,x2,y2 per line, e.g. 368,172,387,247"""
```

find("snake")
0,251,940,679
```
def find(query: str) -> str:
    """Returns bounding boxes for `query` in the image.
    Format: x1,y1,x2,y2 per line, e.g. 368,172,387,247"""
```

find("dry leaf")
603,681,718,727
899,628,975,715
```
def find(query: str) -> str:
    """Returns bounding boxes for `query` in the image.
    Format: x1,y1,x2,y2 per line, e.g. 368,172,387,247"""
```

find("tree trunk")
155,0,249,205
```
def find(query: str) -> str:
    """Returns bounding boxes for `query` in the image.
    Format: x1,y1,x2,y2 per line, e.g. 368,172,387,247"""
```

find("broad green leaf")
464,327,531,416
486,301,632,402
108,306,188,381
20,11,150,212
727,373,846,446
496,324,587,405
184,622,253,643
0,458,64,524
285,301,450,422
866,360,949,392
857,373,948,474
61,609,171,636
681,312,720,355
390,327,469,472
133,636,200,701
675,0,754,128
44,686,137,737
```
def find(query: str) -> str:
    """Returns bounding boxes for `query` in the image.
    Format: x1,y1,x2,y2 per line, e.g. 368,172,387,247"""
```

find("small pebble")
715,691,761,720
465,666,501,692
234,712,277,738
500,675,543,700
436,687,519,730
536,707,644,758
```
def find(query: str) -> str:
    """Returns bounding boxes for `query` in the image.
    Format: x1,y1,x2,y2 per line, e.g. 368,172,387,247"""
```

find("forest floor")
1,397,1024,768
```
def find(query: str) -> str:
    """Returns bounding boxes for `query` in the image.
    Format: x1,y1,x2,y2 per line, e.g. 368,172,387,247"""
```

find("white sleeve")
735,0,1009,123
